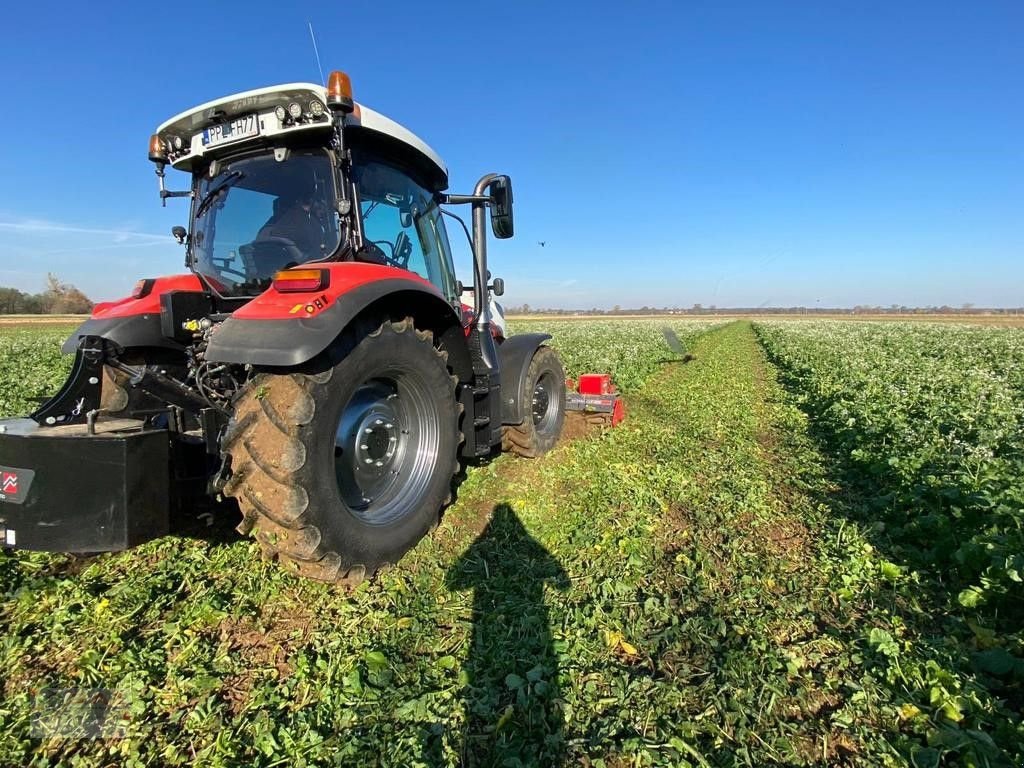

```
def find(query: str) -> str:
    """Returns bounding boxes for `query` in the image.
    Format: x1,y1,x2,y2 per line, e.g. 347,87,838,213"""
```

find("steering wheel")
210,259,249,282
251,235,304,258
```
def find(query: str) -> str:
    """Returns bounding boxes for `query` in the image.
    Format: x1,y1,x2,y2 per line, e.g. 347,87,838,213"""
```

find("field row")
757,320,1024,763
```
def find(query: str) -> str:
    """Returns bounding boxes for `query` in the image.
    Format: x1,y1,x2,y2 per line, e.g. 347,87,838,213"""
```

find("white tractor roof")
156,82,448,182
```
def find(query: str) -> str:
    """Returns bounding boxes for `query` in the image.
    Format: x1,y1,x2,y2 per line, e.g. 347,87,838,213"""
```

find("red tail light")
272,269,328,293
131,278,155,299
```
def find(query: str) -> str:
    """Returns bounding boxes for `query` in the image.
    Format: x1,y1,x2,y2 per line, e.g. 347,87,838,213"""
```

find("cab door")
352,157,459,303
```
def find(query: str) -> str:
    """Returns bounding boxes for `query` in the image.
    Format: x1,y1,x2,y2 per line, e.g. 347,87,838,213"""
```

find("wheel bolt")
360,444,368,450
364,458,373,464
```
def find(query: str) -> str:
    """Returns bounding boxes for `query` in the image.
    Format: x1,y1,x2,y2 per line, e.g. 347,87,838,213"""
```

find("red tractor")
0,71,567,583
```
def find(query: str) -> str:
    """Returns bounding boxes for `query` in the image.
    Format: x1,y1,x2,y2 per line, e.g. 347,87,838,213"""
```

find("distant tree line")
504,302,1023,316
0,274,94,314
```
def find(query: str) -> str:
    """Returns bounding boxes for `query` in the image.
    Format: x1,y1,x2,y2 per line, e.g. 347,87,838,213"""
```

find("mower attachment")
0,418,171,552
565,373,625,427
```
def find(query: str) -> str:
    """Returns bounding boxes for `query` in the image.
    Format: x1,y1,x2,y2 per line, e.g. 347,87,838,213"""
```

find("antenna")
308,22,325,86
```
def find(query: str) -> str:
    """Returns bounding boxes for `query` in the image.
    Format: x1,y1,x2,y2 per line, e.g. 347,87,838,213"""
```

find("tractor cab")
152,76,459,304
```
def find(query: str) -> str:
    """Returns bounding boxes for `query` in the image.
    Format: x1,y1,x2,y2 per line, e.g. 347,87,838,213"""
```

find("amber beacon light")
326,70,354,113
148,134,167,163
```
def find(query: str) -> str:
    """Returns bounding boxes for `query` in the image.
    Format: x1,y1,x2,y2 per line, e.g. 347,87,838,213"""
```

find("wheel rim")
532,371,559,435
334,368,441,526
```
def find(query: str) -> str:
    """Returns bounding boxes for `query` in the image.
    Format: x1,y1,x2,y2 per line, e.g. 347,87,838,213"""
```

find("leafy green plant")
0,326,75,418
1,319,1021,766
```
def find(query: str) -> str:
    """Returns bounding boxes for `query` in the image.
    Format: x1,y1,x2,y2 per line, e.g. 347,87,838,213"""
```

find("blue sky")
0,1,1020,308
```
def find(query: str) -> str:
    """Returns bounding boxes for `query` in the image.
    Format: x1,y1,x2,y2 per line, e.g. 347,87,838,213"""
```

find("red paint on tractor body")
458,302,504,340
231,263,441,320
90,275,203,319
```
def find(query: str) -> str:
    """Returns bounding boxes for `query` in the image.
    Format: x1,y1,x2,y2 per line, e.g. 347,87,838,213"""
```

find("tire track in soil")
628,322,863,763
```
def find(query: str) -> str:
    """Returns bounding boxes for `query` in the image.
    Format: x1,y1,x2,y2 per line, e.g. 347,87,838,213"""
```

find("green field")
0,320,1021,766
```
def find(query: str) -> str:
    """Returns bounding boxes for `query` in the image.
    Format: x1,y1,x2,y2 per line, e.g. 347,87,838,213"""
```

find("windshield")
190,150,341,296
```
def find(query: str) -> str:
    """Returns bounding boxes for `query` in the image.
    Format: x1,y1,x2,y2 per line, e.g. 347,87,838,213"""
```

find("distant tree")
40,273,93,314
0,287,31,314
0,286,46,314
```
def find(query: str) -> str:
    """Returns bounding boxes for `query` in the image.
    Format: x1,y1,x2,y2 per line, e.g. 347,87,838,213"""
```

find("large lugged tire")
502,346,566,458
222,317,460,583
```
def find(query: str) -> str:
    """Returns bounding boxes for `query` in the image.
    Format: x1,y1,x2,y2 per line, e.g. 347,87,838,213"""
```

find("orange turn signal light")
273,269,328,293
326,70,354,113
148,134,167,163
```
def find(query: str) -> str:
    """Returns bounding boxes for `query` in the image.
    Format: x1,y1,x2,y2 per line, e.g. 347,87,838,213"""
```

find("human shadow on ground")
440,503,570,766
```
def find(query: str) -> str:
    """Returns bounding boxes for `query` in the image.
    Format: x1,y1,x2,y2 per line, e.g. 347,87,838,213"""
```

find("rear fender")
61,274,204,354
498,333,553,425
205,263,465,369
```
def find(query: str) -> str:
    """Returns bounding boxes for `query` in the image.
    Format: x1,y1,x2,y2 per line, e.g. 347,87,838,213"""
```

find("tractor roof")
156,82,448,187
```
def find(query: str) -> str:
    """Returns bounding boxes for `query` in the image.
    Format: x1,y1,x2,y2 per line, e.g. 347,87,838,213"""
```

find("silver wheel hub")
354,406,401,474
333,370,439,527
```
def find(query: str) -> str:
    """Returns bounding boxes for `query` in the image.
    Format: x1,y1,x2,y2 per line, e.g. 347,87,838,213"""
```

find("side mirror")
172,226,187,244
488,175,514,239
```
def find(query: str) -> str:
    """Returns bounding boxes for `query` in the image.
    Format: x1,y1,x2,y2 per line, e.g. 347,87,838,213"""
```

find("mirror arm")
439,193,490,205
154,163,193,208
469,174,500,326
458,174,499,377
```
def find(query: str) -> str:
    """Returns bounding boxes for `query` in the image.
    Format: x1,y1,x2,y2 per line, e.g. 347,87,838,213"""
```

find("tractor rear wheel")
502,346,566,458
222,317,460,583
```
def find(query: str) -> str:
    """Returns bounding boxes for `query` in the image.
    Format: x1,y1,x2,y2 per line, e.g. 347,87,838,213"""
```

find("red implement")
565,375,626,427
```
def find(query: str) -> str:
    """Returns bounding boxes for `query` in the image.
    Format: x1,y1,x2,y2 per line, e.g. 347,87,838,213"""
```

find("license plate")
201,115,259,147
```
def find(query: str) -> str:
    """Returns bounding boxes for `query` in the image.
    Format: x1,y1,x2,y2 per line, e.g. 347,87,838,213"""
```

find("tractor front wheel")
502,346,566,458
222,317,460,583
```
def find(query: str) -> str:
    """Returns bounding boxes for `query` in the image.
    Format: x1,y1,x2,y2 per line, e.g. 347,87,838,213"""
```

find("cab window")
191,150,340,296
353,158,457,302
